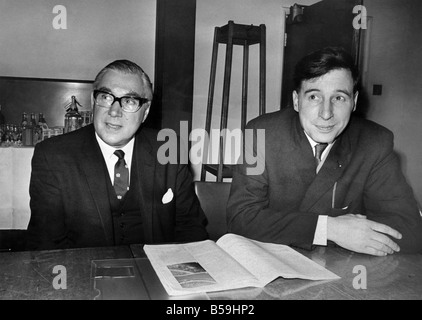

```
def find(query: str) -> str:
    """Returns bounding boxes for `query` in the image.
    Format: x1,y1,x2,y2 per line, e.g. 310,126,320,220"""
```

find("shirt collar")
95,133,135,161
303,131,335,149
303,131,336,158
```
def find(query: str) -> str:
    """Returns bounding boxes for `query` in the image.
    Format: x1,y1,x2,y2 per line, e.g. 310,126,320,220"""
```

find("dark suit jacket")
227,108,422,253
26,124,208,250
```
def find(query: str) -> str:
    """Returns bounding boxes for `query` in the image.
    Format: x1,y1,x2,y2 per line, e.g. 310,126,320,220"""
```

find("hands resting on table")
327,214,402,257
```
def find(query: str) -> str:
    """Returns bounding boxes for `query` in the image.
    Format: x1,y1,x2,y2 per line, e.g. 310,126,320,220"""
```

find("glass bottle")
0,104,5,125
29,113,37,146
64,96,82,133
4,123,11,146
12,124,21,146
38,113,49,141
21,112,31,146
0,124,4,145
33,114,43,146
38,113,48,129
16,124,22,146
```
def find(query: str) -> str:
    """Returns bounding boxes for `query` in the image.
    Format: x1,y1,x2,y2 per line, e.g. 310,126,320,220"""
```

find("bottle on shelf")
16,124,22,146
0,124,4,144
38,113,49,141
21,112,33,147
64,96,83,134
38,113,48,129
4,123,12,146
32,114,43,146
29,112,37,146
0,104,5,125
12,124,21,146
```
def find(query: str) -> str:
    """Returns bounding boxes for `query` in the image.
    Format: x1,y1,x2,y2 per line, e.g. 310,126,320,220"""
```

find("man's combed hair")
293,47,359,93
93,59,153,93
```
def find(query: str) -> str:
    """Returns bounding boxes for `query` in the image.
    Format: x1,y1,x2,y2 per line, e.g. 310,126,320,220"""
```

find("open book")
143,233,340,296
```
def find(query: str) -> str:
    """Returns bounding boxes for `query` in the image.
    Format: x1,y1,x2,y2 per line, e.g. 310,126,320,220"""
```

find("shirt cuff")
313,215,328,246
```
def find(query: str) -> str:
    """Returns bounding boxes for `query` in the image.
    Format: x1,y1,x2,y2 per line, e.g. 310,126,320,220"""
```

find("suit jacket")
227,108,422,253
26,124,208,250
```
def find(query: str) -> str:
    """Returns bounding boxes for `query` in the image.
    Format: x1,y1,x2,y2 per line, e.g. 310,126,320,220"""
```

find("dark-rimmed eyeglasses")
93,90,149,113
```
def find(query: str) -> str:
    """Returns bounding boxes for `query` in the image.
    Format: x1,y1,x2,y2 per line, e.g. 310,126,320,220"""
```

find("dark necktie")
314,143,328,168
113,150,129,200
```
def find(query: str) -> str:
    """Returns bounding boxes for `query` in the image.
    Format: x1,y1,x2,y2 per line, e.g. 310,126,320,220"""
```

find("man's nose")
319,99,333,120
108,100,123,117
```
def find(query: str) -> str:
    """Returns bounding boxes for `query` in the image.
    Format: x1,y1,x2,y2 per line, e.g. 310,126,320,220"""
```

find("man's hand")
327,214,402,256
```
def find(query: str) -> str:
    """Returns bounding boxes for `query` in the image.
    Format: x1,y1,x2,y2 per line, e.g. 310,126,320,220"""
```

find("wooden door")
281,0,362,109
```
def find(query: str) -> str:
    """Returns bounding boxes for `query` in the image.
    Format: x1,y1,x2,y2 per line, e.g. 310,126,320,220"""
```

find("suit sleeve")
226,122,319,250
363,130,422,253
26,143,69,250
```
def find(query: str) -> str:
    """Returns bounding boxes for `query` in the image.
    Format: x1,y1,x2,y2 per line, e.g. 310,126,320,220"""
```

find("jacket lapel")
133,129,155,243
299,129,352,212
284,115,318,189
80,126,114,245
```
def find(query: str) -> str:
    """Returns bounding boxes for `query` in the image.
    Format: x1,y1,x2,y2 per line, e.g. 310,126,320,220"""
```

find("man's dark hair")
293,47,359,93
93,59,153,97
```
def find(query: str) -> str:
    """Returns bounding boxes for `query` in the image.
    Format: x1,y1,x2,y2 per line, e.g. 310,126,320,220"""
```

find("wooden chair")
194,181,232,241
201,20,266,182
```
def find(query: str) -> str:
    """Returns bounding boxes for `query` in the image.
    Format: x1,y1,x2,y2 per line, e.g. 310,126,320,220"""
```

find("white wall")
0,0,156,81
362,0,422,206
192,0,321,181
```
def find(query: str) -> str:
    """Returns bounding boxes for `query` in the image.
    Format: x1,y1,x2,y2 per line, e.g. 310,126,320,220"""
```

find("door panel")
281,0,362,108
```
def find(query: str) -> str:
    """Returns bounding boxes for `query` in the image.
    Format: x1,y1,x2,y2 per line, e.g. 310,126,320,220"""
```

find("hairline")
296,67,358,94
93,65,153,98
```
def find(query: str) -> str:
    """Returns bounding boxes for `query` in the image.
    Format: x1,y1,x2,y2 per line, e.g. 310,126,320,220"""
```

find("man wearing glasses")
26,60,208,250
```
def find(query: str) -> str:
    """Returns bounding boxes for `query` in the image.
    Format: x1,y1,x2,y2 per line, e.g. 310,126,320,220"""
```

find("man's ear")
293,90,299,112
142,102,151,123
353,91,359,112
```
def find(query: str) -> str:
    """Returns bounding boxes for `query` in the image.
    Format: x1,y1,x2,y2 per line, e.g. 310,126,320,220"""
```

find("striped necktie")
113,149,129,200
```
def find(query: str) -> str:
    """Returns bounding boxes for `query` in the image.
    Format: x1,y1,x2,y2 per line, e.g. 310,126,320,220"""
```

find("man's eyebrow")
96,86,111,93
303,88,352,97
335,89,352,97
303,89,320,94
124,90,142,97
95,87,142,97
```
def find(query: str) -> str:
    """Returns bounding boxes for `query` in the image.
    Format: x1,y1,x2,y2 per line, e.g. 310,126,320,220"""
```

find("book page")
143,240,263,296
216,234,340,284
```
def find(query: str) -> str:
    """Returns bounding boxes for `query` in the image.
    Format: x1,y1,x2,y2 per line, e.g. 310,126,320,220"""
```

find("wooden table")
1,244,421,300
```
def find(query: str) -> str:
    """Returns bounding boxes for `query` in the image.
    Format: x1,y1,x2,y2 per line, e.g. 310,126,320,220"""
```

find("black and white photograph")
0,0,421,307
167,262,216,288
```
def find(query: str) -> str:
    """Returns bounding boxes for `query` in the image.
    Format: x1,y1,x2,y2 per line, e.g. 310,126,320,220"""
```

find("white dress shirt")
95,133,135,186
